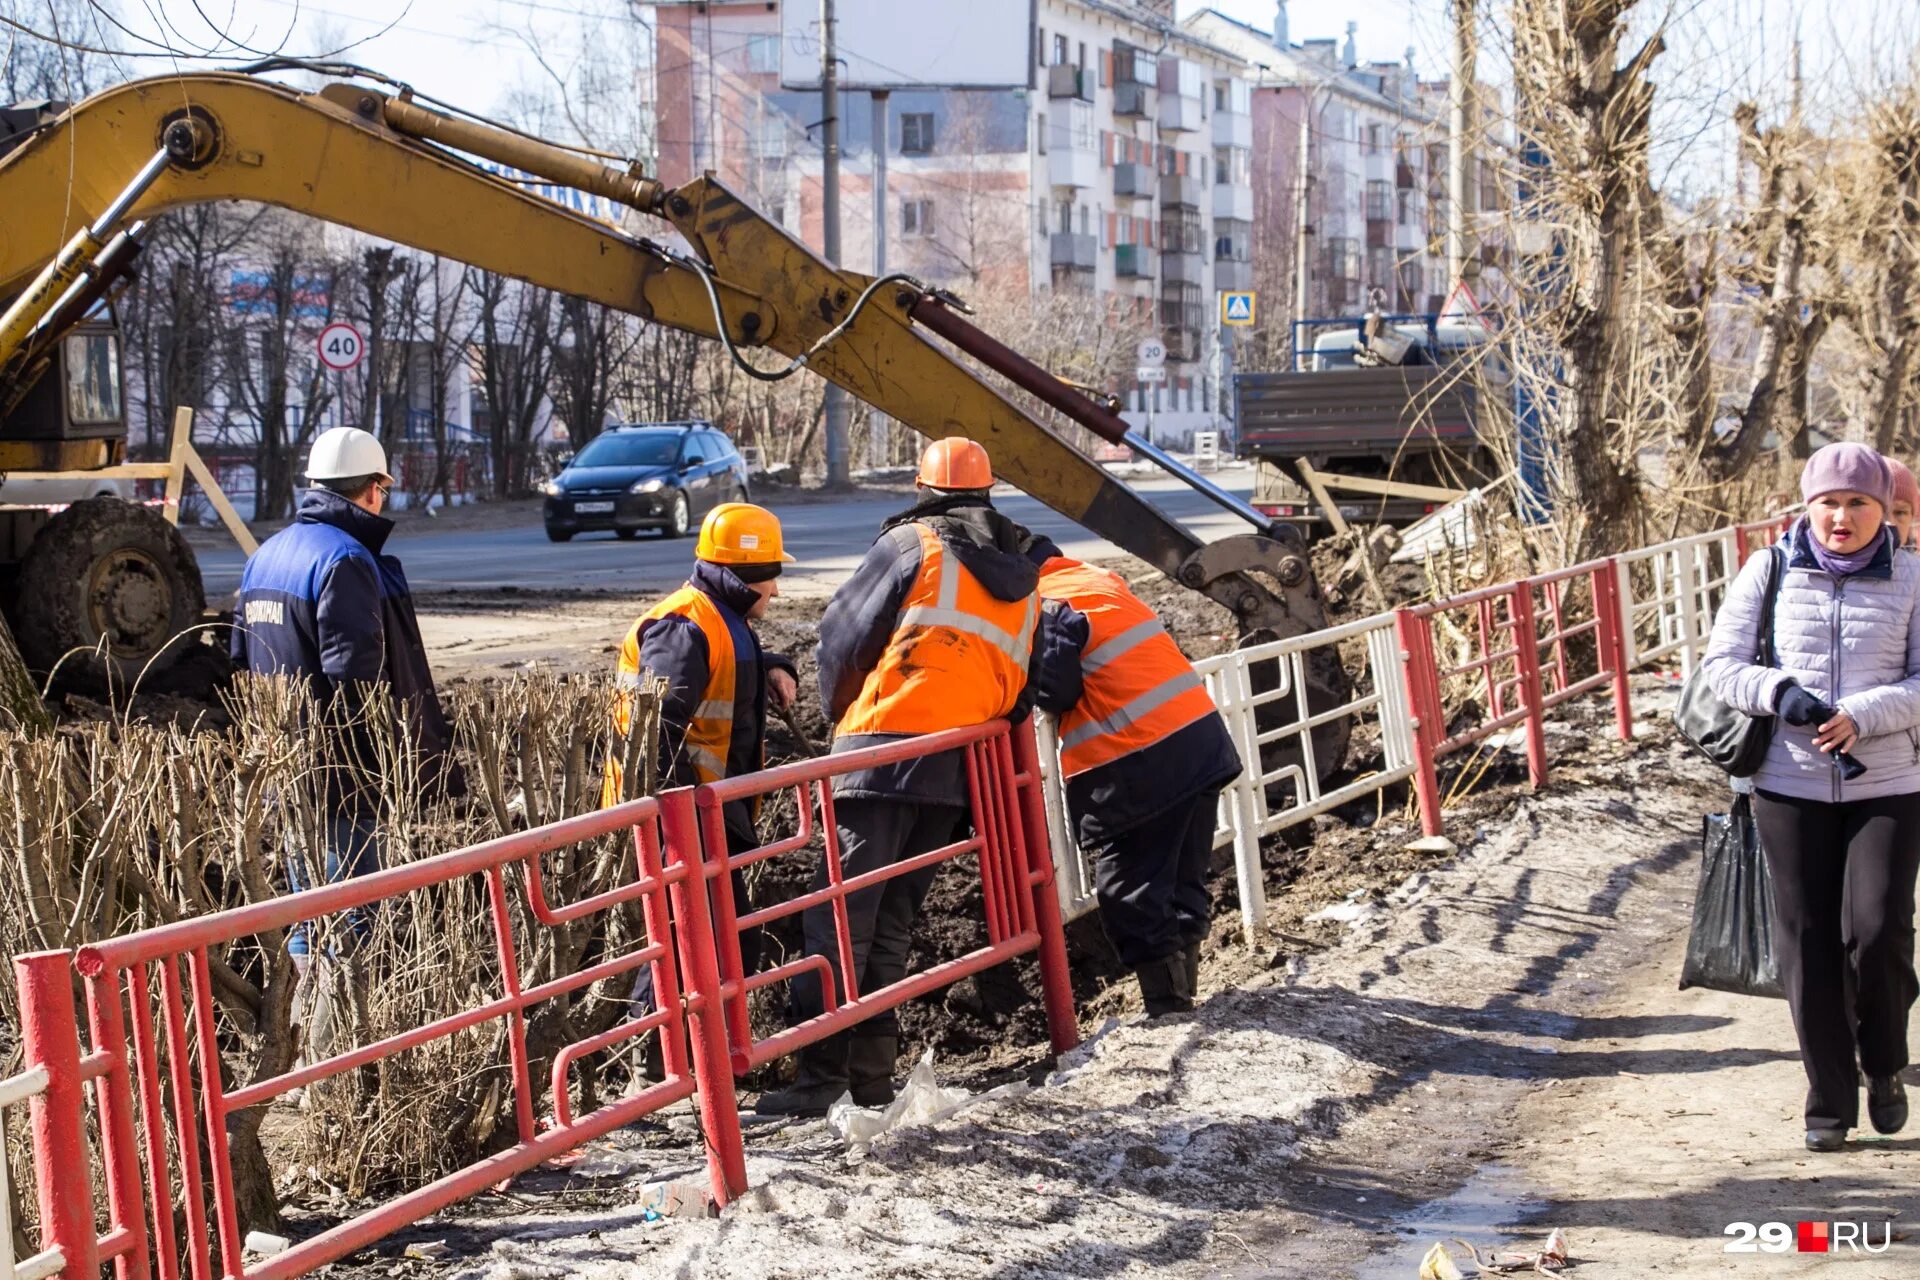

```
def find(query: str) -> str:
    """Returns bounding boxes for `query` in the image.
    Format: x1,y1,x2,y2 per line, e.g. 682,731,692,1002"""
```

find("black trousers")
1089,790,1220,970
787,798,965,1079
1752,788,1920,1130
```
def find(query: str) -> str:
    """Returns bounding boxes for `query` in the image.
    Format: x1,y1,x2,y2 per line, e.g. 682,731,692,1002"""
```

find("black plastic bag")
1679,794,1784,999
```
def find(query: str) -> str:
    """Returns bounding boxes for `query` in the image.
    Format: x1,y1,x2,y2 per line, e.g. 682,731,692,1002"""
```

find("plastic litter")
635,1172,716,1221
403,1241,451,1260
243,1231,290,1257
826,1049,1028,1155
1418,1229,1572,1277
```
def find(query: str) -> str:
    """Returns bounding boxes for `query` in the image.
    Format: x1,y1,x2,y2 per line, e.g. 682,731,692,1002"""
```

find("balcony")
1047,63,1092,102
1163,327,1201,362
1213,110,1252,149
1049,231,1097,271
1049,145,1097,189
1113,81,1151,118
1213,182,1253,222
1366,220,1392,249
1397,158,1418,189
1160,249,1204,285
1159,173,1204,209
1115,243,1151,279
1158,92,1202,133
1113,162,1154,198
1214,258,1253,292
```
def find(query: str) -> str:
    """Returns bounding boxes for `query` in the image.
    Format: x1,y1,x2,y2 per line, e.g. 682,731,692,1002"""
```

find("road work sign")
317,322,366,372
1221,291,1256,326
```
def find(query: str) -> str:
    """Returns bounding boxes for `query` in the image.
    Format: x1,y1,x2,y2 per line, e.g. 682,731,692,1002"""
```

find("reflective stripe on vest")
1040,556,1220,777
602,585,738,806
835,521,1040,739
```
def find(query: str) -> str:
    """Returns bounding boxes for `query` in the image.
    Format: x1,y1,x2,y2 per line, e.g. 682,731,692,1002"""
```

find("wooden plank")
161,406,191,526
5,464,175,482
1294,458,1350,536
1305,471,1469,504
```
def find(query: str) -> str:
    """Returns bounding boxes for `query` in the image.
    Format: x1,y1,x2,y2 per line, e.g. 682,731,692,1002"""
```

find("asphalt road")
193,469,1263,599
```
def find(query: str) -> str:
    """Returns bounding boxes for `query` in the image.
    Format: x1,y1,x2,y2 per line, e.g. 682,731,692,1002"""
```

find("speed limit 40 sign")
317,322,366,372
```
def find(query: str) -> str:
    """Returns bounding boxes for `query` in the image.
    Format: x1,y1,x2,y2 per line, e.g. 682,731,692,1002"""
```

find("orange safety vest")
836,522,1040,738
602,585,739,807
1039,555,1217,778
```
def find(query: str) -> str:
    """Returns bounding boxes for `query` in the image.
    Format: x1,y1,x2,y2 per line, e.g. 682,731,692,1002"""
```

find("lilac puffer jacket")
1701,524,1920,802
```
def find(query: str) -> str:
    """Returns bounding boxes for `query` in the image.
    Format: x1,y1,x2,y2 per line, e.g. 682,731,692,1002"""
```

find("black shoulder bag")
1673,546,1784,777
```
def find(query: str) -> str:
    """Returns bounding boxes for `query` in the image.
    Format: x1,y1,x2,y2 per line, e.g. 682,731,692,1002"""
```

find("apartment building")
1184,4,1463,363
643,1,1256,445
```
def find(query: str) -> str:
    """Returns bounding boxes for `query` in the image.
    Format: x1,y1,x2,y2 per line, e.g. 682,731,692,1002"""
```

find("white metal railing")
0,1064,64,1280
1615,529,1741,676
1041,612,1418,939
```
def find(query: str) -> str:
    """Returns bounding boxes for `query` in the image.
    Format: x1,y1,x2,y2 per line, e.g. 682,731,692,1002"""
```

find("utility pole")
820,0,851,487
1292,89,1316,368
869,89,890,465
1446,0,1476,291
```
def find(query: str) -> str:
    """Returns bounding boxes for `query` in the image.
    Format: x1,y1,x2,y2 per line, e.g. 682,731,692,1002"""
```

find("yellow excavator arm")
0,68,1335,662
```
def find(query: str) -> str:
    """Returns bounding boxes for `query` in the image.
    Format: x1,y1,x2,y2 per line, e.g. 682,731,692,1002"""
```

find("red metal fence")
11,718,1076,1280
1395,516,1790,837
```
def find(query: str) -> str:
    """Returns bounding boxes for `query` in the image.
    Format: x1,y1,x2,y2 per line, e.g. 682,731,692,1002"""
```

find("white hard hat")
306,427,390,482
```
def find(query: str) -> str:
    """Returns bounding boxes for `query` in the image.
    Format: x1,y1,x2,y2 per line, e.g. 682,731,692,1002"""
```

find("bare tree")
551,295,642,447
226,218,346,520
468,270,556,497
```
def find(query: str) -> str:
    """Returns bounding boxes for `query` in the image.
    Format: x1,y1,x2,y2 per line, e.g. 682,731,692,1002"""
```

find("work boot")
848,1035,899,1108
1868,1075,1908,1135
1805,1127,1848,1152
1133,955,1194,1018
1182,941,1203,1002
754,1040,849,1118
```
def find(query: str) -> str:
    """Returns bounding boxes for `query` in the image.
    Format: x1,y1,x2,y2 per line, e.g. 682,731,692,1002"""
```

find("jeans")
286,813,382,959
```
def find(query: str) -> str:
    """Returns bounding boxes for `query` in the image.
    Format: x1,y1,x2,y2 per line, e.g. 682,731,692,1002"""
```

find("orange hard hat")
917,437,994,491
695,502,795,565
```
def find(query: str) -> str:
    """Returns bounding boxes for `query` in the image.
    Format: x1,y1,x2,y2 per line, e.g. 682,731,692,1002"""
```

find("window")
754,115,788,162
1057,200,1073,233
1078,41,1087,70
1367,124,1383,154
1215,83,1227,111
1037,27,1046,67
1366,180,1392,221
901,113,935,155
65,332,122,425
1397,189,1412,223
1053,33,1068,64
1036,111,1046,154
902,198,935,236
1479,158,1501,212
1367,246,1393,289
1048,99,1094,153
744,34,779,74
1213,145,1249,186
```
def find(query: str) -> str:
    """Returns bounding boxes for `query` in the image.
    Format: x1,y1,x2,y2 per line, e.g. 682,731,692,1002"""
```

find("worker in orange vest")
757,437,1042,1117
1023,533,1242,1015
606,502,799,1025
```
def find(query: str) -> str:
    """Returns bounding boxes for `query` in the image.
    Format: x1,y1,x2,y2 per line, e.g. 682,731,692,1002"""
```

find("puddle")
1369,1162,1551,1275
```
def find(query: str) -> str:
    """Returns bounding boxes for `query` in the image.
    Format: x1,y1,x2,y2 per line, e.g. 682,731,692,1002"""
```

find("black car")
542,422,751,542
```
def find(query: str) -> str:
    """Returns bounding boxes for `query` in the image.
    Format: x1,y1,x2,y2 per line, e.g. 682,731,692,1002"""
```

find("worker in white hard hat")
231,427,456,1044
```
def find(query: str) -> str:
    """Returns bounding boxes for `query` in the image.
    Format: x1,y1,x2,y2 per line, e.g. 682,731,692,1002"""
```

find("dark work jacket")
1024,533,1241,847
817,494,1041,804
640,560,797,843
231,488,454,807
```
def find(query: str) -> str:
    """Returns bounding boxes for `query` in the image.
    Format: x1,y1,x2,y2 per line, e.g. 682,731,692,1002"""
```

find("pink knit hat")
1890,458,1920,511
1801,442,1894,511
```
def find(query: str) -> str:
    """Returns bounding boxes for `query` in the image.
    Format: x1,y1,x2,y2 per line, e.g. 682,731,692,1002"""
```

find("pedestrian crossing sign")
1221,291,1256,326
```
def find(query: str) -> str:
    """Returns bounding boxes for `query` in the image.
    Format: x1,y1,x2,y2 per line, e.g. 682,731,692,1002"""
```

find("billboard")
780,0,1036,91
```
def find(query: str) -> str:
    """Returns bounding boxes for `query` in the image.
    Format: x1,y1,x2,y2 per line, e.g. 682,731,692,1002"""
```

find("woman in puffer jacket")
1702,442,1920,1152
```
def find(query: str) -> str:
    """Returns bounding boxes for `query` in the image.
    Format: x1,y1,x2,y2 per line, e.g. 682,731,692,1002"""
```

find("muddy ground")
258,680,1920,1280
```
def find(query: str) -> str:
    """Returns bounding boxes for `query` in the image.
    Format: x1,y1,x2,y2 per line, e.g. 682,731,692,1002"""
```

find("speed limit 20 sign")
316,322,366,372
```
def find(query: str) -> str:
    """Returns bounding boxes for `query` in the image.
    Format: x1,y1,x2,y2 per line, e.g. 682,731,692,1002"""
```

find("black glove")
1776,685,1830,728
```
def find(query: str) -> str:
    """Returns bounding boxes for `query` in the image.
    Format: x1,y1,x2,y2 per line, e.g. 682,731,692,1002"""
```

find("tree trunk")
0,612,51,733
